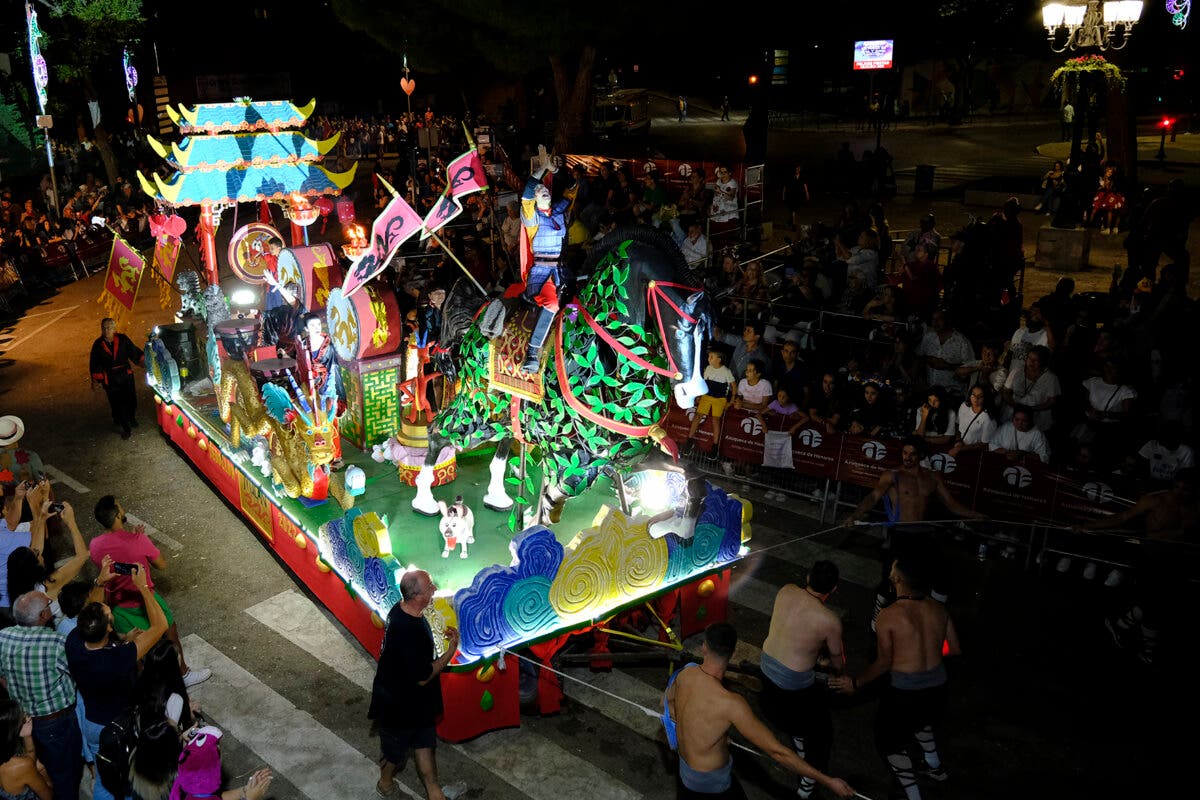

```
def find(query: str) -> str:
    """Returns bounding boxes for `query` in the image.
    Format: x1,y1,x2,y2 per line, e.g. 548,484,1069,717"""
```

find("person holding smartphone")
89,495,210,688
66,560,167,800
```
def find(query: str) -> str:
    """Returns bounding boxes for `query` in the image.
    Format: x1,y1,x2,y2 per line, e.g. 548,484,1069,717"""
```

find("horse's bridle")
552,279,703,452
572,279,703,381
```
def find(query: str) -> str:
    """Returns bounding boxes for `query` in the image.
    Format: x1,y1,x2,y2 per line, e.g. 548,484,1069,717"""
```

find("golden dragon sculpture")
216,358,337,499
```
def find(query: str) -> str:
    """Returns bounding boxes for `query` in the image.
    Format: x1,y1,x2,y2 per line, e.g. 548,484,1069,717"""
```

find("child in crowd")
684,348,735,455
732,359,773,413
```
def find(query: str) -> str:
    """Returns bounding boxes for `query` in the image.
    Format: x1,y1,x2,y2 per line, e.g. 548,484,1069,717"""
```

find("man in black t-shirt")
369,570,463,800
66,561,167,800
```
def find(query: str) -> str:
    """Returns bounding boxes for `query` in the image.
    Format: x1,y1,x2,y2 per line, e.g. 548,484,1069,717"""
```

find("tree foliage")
41,0,145,80
330,0,622,77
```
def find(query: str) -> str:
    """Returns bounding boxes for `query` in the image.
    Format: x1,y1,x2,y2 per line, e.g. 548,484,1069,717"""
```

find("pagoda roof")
166,98,316,134
148,131,340,172
136,161,357,207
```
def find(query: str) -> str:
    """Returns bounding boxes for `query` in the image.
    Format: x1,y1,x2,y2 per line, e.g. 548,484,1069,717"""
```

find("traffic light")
1160,116,1175,128
1173,69,1185,80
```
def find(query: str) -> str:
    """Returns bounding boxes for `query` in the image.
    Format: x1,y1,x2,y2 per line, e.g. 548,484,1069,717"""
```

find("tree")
933,0,1022,118
330,0,645,152
34,0,145,188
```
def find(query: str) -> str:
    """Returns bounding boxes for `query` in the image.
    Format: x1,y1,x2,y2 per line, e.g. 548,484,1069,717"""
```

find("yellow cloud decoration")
549,507,669,623
353,512,391,558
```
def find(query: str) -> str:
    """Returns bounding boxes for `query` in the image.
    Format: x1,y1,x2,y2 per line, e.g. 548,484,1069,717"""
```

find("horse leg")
412,426,453,515
483,435,515,512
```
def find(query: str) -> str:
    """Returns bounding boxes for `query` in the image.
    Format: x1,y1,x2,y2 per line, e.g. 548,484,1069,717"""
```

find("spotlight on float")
231,288,257,307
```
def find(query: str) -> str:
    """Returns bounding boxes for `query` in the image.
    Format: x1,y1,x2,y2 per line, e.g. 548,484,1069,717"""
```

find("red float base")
154,395,733,742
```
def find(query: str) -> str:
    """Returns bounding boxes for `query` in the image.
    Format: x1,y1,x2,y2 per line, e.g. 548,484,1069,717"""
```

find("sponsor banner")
790,426,843,481
662,403,714,452
836,434,902,487
1048,474,1135,525
973,453,1055,521
718,408,766,464
924,447,983,509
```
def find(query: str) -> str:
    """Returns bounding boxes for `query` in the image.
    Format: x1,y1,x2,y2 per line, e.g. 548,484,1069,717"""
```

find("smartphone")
48,501,65,514
111,562,137,575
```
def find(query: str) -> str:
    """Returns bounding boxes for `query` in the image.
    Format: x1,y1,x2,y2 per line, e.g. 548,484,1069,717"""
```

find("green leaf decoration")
480,690,495,712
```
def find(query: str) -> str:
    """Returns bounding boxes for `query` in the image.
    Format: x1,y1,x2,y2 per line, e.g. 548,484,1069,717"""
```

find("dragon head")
263,372,339,466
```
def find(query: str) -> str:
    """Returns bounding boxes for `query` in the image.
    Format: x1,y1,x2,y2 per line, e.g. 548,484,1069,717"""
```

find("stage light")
231,288,257,307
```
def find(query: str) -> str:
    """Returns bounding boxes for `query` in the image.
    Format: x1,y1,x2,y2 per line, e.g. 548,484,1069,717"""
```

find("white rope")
503,649,878,800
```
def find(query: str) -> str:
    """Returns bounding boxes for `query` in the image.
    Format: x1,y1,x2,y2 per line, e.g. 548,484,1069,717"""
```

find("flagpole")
377,173,487,297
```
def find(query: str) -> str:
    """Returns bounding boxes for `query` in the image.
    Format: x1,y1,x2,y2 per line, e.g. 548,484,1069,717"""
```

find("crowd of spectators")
0,420,276,800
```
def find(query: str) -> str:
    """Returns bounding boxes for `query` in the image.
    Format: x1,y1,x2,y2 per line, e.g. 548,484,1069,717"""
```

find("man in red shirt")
90,494,211,687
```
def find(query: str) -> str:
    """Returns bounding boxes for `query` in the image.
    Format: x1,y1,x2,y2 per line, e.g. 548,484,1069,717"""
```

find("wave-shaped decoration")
502,576,558,637
617,527,669,595
454,565,519,661
363,556,392,608
512,526,564,581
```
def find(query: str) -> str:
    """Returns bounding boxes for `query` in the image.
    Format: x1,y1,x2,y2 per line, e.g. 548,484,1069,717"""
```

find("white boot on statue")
411,466,440,515
483,457,514,511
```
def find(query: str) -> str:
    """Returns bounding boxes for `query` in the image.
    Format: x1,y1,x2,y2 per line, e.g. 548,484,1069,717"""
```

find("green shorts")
110,591,175,633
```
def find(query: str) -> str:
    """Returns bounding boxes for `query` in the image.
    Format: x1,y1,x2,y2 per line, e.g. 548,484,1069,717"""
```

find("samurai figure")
297,312,346,469
518,145,576,373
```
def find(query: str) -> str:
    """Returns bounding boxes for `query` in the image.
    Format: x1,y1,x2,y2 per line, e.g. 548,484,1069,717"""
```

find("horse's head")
666,289,712,410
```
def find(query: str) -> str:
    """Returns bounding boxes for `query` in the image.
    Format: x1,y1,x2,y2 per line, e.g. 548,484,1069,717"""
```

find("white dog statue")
437,496,475,559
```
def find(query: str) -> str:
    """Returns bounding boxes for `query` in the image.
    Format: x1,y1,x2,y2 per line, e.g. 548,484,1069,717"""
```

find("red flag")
98,234,146,325
340,191,423,299
419,147,489,240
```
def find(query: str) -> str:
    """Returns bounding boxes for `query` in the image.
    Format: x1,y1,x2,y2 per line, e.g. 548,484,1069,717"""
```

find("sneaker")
1002,545,1017,559
1082,562,1098,580
1104,569,1124,588
1056,556,1072,573
120,427,132,440
182,667,212,688
918,763,950,783
441,783,469,800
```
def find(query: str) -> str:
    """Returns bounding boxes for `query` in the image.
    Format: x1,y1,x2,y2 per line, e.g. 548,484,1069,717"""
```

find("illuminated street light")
1042,0,1143,52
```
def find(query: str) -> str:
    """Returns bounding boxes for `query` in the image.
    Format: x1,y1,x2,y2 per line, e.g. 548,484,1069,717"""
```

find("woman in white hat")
0,416,44,489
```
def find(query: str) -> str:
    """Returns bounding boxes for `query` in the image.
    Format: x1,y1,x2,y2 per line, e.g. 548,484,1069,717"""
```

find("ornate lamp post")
1043,1,1143,178
1042,1,1144,51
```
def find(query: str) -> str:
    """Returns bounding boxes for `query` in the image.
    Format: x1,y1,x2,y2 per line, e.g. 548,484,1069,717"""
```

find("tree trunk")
550,45,596,154
82,75,121,188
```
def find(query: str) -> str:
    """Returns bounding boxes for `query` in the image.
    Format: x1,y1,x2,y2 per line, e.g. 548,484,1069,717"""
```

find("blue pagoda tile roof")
172,132,334,171
176,99,314,133
151,162,355,207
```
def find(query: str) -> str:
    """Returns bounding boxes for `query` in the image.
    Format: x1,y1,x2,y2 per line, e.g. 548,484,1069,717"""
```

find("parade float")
128,99,750,741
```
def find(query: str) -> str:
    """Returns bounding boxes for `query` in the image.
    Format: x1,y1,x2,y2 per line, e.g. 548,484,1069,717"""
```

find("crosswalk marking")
560,665,665,740
182,634,423,800
244,589,377,692
246,589,648,800
124,512,184,553
456,727,643,800
729,573,779,618
748,524,882,589
43,464,90,494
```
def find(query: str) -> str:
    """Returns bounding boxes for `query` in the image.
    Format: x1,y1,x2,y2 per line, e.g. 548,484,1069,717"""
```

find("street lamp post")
1042,1,1144,52
1042,1,1144,181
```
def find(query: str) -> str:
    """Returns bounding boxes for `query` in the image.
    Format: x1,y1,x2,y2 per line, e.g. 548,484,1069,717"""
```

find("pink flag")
420,148,489,240
340,192,423,299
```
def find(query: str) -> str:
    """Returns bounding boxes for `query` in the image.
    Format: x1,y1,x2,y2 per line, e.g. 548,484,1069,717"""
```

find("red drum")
213,318,261,361
325,285,402,362
275,243,344,313
250,357,298,390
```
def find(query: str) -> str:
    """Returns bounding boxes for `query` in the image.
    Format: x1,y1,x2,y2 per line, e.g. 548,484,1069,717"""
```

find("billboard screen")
853,40,894,70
